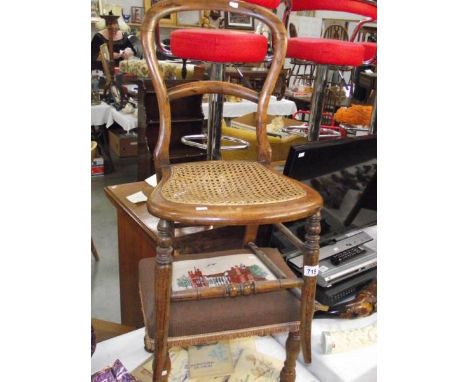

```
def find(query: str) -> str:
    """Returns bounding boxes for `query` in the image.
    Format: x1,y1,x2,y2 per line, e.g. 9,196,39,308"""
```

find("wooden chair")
139,1,323,381
284,0,377,140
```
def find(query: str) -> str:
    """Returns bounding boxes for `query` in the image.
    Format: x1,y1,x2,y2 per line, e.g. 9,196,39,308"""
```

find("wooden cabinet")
134,77,207,180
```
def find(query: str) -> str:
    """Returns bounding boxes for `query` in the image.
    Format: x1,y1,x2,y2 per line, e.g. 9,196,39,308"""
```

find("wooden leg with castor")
300,210,321,364
91,237,99,261
280,331,301,382
152,220,174,382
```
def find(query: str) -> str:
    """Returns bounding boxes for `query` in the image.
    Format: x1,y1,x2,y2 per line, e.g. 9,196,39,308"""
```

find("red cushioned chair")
283,0,377,141
154,0,281,160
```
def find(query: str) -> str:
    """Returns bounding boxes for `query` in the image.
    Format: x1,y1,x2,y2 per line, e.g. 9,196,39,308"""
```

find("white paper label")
126,191,147,204
196,206,208,211
298,152,305,158
145,174,157,187
303,265,319,277
229,1,239,8
162,370,168,376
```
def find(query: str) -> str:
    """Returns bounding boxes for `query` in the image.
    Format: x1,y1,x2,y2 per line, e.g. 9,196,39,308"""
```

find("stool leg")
308,64,328,141
279,331,301,382
207,63,224,160
153,220,174,382
300,210,321,364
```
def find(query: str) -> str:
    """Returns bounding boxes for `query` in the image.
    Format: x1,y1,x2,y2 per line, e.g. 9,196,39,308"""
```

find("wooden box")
109,130,138,158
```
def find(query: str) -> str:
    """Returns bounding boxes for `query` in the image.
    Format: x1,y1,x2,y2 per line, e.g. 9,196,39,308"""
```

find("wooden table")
105,181,245,328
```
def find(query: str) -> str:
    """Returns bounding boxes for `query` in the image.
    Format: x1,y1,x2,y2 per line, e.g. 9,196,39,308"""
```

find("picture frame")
176,11,202,27
130,6,145,24
224,11,255,30
91,0,103,22
144,0,177,26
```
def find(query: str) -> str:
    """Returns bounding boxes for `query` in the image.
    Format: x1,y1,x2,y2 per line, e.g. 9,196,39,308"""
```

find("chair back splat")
141,0,287,180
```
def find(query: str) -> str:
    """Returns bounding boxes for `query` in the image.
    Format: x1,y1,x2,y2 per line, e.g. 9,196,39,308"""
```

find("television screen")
283,135,377,229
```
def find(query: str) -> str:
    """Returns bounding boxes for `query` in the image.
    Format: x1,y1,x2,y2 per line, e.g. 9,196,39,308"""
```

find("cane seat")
147,161,320,225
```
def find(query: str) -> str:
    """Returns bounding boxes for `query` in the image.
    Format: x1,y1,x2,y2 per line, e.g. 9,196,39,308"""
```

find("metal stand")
308,64,328,142
180,63,249,156
207,63,224,160
369,91,377,135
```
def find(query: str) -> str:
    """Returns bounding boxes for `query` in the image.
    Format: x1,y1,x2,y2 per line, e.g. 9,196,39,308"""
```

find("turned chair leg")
300,211,321,364
152,220,174,382
280,331,301,382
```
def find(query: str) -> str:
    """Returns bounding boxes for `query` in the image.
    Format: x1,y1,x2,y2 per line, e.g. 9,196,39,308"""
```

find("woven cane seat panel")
160,161,306,206
139,249,300,342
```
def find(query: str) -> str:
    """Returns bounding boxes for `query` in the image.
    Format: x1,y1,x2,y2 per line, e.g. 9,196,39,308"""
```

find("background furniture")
285,0,377,141
134,78,206,180
92,319,135,343
225,66,289,100
201,96,297,119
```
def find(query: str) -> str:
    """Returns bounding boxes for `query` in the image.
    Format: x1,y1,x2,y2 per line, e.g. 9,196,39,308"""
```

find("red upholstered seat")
361,42,377,61
171,29,268,63
287,38,365,66
291,0,377,19
246,0,281,8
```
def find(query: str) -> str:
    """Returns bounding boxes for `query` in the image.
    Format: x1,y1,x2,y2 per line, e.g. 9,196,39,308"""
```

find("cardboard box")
92,156,104,176
109,130,138,158
223,113,307,162
230,113,303,136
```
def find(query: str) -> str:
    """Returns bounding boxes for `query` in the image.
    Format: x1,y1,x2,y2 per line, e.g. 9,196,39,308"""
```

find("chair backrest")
322,24,349,41
141,0,287,179
288,0,376,60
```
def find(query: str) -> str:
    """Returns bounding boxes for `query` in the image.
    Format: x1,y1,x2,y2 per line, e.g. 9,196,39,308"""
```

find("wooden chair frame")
141,1,323,381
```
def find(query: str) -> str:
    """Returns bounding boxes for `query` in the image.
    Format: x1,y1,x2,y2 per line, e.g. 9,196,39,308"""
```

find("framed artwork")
130,6,144,24
224,11,255,30
91,0,102,21
144,0,177,26
177,10,202,27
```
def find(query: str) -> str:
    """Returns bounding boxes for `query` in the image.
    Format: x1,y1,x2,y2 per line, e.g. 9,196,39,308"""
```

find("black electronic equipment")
283,135,377,229
315,268,377,307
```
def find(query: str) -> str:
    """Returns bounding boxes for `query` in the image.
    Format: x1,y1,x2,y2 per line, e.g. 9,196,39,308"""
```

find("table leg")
92,125,114,173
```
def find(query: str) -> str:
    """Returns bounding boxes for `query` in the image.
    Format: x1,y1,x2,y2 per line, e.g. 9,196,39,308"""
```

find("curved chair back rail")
141,0,287,179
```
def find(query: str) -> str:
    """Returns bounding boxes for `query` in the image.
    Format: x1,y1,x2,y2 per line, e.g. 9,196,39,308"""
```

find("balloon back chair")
139,1,323,381
284,0,377,141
